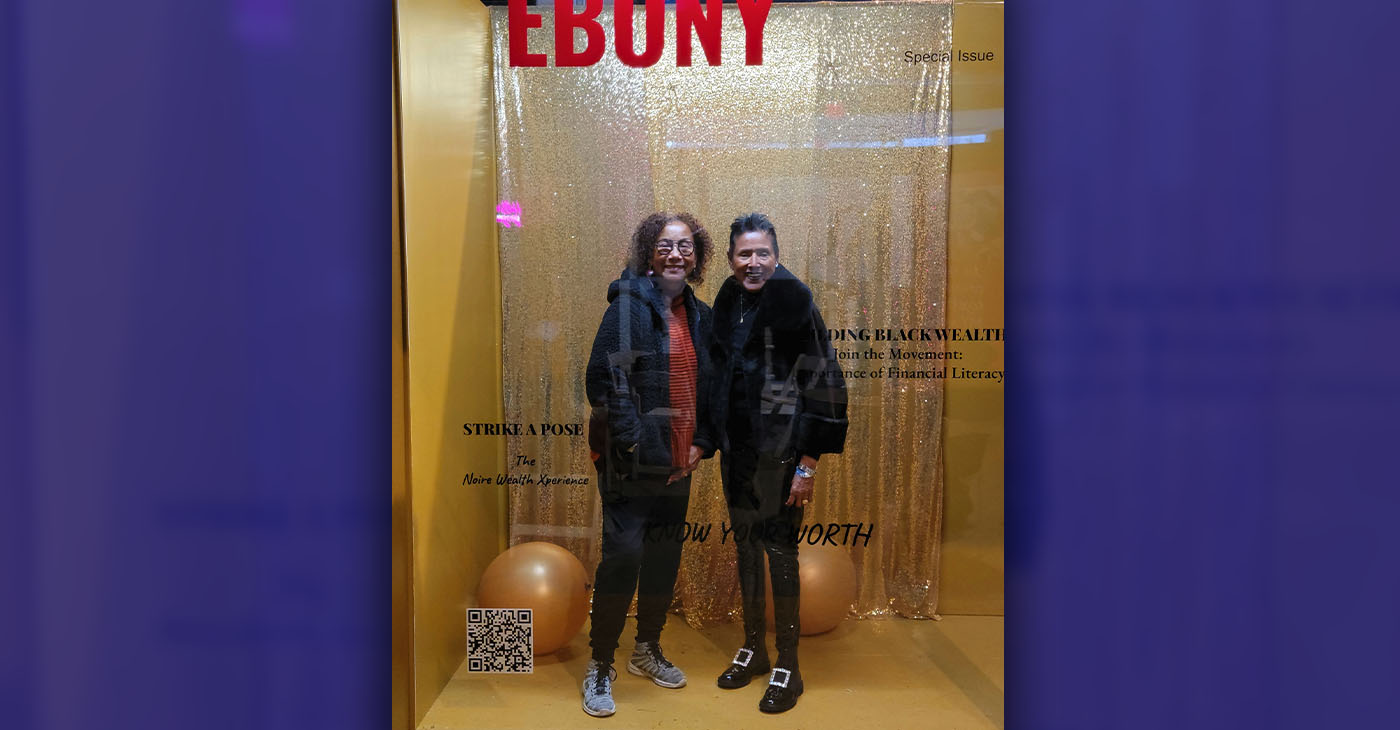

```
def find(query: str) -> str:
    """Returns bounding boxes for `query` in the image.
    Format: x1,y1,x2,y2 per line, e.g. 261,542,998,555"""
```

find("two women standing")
583,212,847,718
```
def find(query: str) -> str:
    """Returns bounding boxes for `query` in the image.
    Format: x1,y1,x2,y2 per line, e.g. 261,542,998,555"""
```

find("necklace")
739,298,759,324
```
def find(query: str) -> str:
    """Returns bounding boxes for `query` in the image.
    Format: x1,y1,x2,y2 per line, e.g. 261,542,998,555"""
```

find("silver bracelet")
795,463,816,479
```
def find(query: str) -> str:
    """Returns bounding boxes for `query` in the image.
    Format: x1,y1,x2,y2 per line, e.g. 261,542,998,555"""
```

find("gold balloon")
477,541,590,655
763,543,859,635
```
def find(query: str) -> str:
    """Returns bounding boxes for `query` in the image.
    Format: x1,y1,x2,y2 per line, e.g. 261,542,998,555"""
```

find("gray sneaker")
581,660,617,717
626,641,687,688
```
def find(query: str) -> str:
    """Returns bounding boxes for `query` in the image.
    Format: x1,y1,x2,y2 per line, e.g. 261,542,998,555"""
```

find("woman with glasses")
580,212,717,718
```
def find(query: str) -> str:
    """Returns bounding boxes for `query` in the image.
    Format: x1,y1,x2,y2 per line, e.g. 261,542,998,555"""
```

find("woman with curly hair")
580,212,716,718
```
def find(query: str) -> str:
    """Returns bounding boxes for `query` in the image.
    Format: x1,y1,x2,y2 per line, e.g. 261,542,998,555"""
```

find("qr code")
467,608,533,673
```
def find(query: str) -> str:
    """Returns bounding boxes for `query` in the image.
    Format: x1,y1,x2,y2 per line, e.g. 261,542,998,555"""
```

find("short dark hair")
728,212,778,258
628,212,712,284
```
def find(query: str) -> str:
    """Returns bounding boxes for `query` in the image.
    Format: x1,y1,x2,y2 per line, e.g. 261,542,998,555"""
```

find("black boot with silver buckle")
717,646,771,689
758,666,803,713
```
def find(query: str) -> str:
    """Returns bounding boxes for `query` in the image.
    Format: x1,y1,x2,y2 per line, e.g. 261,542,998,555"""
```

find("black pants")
722,446,803,670
588,475,691,665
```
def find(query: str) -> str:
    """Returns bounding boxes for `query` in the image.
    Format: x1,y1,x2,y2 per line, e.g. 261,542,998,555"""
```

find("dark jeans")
588,475,691,665
722,446,803,671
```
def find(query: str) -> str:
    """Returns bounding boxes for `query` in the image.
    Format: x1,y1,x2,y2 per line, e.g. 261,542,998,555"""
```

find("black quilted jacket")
585,269,716,489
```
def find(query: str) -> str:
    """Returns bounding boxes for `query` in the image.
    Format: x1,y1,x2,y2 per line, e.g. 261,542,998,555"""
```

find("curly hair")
629,211,712,285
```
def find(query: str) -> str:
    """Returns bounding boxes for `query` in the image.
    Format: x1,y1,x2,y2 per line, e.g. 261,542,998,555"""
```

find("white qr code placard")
467,608,533,673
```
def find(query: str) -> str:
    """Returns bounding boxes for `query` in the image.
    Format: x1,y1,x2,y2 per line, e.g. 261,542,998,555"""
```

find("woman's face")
729,230,778,292
650,221,698,283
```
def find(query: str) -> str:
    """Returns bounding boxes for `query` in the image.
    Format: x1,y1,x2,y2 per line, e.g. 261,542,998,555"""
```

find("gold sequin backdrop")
492,2,951,624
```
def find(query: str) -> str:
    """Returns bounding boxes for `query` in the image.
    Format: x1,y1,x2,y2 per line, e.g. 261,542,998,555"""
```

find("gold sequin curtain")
492,2,951,624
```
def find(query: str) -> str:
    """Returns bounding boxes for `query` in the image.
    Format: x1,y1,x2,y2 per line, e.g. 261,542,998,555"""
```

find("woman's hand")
668,445,706,484
785,456,819,507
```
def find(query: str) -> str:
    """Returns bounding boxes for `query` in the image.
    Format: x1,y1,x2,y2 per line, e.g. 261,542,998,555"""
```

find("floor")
418,615,1003,730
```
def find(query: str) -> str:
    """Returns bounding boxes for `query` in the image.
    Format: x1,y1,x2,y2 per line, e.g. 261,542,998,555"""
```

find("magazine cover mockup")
393,1,1002,727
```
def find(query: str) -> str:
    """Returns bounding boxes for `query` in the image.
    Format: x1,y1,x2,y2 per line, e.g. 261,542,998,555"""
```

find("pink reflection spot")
496,200,522,228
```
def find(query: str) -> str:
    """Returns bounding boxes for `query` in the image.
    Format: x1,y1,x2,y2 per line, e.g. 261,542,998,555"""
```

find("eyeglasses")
655,239,695,256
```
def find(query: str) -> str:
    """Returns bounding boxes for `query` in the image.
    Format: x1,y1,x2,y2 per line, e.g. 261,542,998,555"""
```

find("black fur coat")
709,265,848,461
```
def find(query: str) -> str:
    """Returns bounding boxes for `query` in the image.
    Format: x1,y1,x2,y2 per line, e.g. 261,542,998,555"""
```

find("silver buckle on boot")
733,648,754,667
769,668,791,688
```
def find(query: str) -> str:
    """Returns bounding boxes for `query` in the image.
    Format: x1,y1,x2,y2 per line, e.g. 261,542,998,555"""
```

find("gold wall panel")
941,0,1005,615
391,36,412,730
395,0,506,723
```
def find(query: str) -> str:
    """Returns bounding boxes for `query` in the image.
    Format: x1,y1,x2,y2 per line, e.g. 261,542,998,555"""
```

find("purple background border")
3,1,1398,729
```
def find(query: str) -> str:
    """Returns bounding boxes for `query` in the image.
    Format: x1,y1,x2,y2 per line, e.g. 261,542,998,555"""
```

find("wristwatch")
795,463,816,479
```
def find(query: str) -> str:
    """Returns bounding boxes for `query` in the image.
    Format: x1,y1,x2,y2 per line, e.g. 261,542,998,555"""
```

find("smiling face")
729,230,778,292
649,221,697,284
